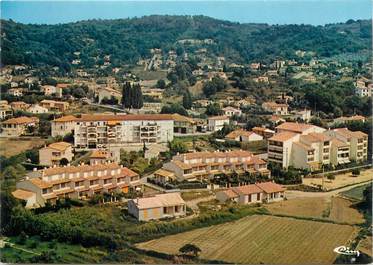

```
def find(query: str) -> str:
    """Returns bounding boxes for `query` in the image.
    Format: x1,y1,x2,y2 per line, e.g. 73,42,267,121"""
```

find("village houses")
39,142,74,166
128,192,186,221
216,181,285,204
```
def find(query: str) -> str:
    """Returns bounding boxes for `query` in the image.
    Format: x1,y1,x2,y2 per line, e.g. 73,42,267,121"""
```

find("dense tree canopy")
1,16,371,67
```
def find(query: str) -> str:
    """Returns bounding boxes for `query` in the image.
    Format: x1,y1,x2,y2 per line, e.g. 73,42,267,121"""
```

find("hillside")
1,15,371,69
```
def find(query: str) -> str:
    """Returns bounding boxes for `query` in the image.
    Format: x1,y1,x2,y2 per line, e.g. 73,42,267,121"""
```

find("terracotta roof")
40,99,68,105
132,192,185,209
301,133,331,143
41,163,121,176
181,150,254,160
225,129,255,140
173,160,192,170
255,182,285,193
293,142,314,151
2,116,39,125
270,115,285,122
331,138,349,148
233,184,263,195
53,115,78,122
334,128,367,138
222,189,239,198
269,132,298,142
171,114,196,124
56,83,70,88
29,178,52,189
263,102,288,108
10,101,29,106
12,189,35,200
208,115,229,121
78,114,173,122
121,167,139,177
90,150,110,159
276,122,316,133
46,142,72,151
223,106,240,112
154,169,175,178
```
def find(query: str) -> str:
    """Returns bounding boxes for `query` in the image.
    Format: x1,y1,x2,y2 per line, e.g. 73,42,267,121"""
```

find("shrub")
326,174,335,180
352,168,361,176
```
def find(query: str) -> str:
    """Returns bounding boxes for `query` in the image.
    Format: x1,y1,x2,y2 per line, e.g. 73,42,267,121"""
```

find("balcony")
268,145,283,152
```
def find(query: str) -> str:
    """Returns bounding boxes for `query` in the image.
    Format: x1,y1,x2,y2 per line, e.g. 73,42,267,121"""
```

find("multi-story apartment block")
160,150,270,182
74,114,174,150
291,133,331,170
39,142,73,166
268,132,300,168
268,123,368,170
326,128,368,163
51,115,78,137
12,163,140,208
0,116,39,137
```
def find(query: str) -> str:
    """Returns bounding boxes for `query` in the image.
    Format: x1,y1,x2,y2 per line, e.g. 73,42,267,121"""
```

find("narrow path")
186,195,215,212
285,181,372,200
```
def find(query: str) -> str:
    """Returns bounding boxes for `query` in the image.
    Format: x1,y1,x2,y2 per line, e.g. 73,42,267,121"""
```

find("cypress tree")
182,90,192,109
122,82,132,109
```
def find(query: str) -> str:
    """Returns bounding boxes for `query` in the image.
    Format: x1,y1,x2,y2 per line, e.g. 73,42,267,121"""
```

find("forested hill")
1,15,371,69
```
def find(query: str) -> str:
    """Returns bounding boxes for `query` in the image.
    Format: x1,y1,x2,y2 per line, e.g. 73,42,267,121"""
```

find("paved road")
285,180,372,200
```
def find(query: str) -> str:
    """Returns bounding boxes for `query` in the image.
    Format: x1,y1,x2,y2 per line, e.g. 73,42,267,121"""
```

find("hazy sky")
1,0,372,25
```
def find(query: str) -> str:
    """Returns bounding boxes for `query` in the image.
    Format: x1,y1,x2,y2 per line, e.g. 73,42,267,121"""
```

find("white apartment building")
74,114,174,150
325,128,368,163
268,123,368,170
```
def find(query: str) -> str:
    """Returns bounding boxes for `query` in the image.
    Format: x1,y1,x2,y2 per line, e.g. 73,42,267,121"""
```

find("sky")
1,0,372,25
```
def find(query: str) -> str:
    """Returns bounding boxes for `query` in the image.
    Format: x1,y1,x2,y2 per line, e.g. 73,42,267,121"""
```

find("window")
42,188,48,194
257,193,260,200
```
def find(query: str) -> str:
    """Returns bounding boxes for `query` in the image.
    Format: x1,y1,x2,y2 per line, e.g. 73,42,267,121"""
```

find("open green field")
137,215,358,264
132,66,167,80
341,183,371,201
1,236,107,263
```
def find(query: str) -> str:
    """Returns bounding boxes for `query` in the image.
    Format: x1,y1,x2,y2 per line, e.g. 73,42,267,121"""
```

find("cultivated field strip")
137,215,358,264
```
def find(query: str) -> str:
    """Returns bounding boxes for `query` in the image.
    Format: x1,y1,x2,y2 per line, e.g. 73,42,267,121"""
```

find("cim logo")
334,246,360,257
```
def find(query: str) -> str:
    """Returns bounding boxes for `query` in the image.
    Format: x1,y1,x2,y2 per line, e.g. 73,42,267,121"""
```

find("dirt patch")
329,197,365,225
0,138,46,158
303,169,373,191
265,197,329,219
